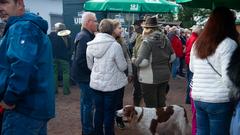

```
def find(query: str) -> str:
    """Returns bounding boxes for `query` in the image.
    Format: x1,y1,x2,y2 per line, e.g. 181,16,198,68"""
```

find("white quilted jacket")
190,37,237,103
86,33,128,92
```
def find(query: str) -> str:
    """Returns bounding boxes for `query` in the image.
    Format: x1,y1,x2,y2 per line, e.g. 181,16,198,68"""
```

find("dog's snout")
116,109,124,117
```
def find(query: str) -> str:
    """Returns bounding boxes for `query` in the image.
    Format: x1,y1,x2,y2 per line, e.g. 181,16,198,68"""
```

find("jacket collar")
82,27,94,35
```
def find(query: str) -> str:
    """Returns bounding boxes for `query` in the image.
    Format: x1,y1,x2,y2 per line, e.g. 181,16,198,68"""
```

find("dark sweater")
48,32,72,61
227,45,240,101
71,28,95,83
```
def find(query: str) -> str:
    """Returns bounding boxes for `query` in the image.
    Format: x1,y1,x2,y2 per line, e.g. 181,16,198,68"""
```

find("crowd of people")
0,0,239,135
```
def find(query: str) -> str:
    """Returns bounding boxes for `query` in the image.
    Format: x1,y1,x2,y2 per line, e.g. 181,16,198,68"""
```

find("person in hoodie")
133,16,175,108
86,19,128,135
0,0,55,134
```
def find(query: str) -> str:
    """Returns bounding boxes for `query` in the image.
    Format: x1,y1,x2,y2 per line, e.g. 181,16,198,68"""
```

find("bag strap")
206,58,222,77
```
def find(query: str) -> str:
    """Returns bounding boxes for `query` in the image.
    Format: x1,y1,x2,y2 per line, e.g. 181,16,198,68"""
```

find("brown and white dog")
116,105,191,135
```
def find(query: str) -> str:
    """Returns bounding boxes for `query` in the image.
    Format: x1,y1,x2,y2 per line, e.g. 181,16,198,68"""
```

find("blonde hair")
142,27,156,37
111,19,124,45
112,19,121,29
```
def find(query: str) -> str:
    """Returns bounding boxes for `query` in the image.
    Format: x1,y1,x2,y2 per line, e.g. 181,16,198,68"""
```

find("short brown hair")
98,19,114,35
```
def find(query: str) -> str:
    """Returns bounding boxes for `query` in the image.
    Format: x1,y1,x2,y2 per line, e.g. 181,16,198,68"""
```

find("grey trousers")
141,82,168,108
132,65,142,106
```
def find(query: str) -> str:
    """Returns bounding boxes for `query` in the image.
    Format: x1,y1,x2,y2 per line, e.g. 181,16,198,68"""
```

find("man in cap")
48,22,72,95
0,0,55,134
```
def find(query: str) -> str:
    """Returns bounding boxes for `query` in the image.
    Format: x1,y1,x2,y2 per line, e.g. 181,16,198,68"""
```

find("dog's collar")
137,107,144,122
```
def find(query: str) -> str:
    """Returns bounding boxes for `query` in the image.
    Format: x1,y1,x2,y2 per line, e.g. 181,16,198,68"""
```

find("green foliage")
161,13,175,22
178,5,211,28
178,6,195,28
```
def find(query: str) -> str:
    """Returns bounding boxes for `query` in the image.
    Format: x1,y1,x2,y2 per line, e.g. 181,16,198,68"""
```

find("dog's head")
116,105,139,123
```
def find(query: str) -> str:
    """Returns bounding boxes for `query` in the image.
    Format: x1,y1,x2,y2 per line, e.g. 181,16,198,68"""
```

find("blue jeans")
93,89,119,135
115,87,124,111
171,57,180,79
2,110,47,135
78,82,94,134
230,101,240,135
194,101,233,135
186,67,193,104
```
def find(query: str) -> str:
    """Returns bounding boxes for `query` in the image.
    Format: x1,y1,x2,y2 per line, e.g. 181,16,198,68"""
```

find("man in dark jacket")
49,22,72,95
71,12,97,135
0,0,55,134
132,19,144,106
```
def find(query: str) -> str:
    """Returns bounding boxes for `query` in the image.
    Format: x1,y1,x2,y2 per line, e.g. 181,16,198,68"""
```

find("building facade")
63,0,107,38
25,0,63,33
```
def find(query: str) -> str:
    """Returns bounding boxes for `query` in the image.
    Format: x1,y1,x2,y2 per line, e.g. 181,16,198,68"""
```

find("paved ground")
48,78,191,135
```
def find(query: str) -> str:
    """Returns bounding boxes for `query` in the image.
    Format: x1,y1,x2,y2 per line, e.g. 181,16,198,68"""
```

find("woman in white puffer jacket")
189,7,239,135
86,19,127,135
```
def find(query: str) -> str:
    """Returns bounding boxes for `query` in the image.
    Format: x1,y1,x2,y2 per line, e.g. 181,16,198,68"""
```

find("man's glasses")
89,20,98,23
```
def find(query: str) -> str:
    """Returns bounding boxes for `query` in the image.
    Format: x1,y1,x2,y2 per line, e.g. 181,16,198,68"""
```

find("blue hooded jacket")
0,13,55,120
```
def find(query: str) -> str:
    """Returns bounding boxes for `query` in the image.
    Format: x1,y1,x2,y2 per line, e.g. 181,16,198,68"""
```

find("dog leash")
137,107,144,122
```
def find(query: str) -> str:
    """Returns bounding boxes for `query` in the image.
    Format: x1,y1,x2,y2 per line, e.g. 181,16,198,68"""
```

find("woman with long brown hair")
111,19,133,129
189,7,239,135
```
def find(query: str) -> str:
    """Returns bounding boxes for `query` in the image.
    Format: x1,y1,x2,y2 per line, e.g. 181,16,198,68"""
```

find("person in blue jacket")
0,0,55,134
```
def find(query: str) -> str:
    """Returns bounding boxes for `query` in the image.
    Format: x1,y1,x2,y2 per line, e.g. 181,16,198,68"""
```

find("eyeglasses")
89,20,98,23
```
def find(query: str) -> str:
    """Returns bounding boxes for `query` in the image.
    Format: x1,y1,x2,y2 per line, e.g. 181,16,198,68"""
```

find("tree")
178,5,211,28
178,6,195,28
167,0,210,28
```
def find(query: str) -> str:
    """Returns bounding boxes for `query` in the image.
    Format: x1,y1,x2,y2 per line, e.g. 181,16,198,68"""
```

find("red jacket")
185,32,198,65
0,106,3,114
171,35,183,58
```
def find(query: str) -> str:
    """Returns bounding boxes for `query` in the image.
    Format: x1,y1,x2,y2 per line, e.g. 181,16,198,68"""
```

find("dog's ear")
135,110,138,115
150,119,158,134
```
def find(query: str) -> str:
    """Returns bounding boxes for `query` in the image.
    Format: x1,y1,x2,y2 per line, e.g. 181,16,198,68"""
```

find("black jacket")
48,32,72,61
71,28,95,83
227,45,240,101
